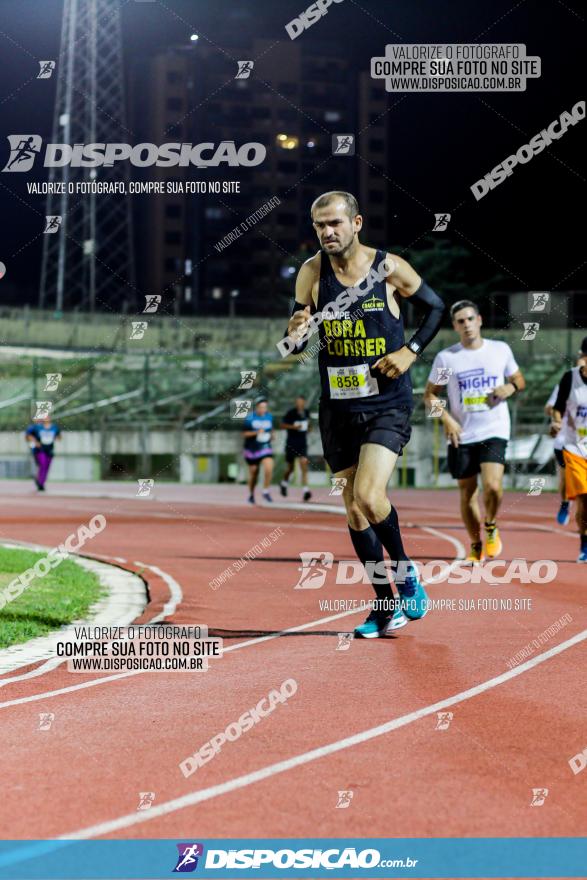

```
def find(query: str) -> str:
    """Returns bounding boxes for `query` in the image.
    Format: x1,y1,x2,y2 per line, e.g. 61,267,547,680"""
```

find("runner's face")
295,397,305,411
312,201,361,255
452,308,482,343
256,403,267,416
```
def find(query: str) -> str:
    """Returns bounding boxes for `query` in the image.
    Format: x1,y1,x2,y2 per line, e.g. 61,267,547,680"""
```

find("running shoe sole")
382,612,409,634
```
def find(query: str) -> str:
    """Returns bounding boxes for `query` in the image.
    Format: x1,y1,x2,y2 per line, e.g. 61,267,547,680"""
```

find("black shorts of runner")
554,448,565,468
319,404,413,474
285,443,308,464
447,437,508,480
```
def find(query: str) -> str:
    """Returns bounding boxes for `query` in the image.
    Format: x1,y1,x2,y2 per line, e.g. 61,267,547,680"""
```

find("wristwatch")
406,339,422,356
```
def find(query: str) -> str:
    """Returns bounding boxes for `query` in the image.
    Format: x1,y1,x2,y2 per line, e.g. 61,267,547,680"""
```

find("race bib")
294,420,308,432
257,431,270,443
40,430,55,444
461,394,490,413
327,364,379,400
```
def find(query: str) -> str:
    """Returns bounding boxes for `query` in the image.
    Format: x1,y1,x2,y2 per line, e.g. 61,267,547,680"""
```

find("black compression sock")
348,524,394,610
368,505,410,583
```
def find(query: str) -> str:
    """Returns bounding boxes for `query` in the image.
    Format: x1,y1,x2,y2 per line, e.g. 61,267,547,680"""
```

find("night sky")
0,0,585,305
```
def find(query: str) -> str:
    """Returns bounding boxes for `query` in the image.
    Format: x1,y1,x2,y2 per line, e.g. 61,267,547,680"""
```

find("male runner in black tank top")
285,191,445,638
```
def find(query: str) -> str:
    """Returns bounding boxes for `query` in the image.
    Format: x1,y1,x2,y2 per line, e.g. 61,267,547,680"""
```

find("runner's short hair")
311,191,359,221
450,299,480,319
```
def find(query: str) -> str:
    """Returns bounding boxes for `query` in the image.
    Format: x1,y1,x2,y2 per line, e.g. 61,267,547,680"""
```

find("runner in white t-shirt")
544,349,587,526
424,300,526,563
545,383,571,525
550,338,587,563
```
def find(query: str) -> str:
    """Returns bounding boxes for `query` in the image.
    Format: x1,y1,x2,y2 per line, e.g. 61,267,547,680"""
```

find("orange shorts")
563,449,587,500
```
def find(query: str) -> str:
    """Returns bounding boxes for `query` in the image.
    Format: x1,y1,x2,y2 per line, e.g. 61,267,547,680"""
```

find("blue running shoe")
557,501,571,526
397,562,429,620
578,550,587,564
354,607,408,639
383,607,409,634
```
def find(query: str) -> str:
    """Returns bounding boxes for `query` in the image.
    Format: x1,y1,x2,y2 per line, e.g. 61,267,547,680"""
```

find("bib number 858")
335,375,360,389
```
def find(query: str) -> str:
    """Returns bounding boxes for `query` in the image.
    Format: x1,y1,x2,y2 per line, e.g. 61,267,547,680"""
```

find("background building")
137,39,390,315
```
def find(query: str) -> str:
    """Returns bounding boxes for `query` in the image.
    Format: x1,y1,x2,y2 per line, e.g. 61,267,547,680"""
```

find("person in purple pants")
25,418,61,491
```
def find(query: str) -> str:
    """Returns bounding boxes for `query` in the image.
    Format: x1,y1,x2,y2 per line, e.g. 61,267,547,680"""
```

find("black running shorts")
285,442,308,464
447,436,507,480
319,404,413,474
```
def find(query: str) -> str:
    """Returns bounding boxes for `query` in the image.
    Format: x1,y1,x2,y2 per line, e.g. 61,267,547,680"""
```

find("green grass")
0,547,105,649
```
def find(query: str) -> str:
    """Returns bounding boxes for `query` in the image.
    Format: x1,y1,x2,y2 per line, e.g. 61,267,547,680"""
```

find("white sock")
303,485,309,492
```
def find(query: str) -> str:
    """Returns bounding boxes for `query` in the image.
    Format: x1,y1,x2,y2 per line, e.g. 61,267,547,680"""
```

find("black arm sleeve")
554,370,573,415
407,280,445,352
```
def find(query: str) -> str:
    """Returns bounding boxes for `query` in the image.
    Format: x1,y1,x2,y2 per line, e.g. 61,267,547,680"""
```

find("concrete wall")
0,427,557,489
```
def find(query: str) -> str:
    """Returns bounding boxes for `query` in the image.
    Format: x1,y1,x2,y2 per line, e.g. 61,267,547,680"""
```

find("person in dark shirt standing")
25,417,61,492
280,395,312,502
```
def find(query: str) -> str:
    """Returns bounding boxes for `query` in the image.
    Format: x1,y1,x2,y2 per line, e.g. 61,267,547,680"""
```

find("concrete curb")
0,541,147,676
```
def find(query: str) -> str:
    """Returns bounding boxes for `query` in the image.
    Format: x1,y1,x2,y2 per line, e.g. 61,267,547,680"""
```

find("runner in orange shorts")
550,337,587,563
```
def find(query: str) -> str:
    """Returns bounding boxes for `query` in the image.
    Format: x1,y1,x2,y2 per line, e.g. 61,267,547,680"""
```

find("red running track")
0,481,585,871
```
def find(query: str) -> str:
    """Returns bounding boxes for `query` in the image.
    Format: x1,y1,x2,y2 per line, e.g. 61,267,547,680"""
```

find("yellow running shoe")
484,523,502,558
465,541,485,564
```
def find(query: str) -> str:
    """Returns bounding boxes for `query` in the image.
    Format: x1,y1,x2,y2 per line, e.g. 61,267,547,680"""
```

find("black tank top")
316,249,413,412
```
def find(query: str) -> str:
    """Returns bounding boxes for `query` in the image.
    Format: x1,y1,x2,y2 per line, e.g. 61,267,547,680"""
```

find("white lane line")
133,561,182,623
57,626,587,839
0,657,63,688
0,523,458,709
416,526,466,583
0,606,392,711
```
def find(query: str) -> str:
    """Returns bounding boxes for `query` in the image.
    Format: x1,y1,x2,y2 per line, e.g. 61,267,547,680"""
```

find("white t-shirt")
559,367,587,459
546,384,566,451
429,339,519,444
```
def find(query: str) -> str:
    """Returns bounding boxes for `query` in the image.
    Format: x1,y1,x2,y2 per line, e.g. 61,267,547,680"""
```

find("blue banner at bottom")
0,838,585,879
